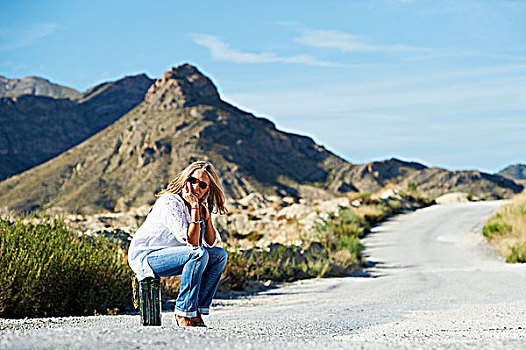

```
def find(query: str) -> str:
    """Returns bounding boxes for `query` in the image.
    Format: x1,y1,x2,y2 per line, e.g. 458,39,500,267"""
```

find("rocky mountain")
0,64,522,214
498,164,526,181
328,158,521,200
0,75,79,99
0,65,352,213
0,74,154,180
328,158,426,193
400,167,521,199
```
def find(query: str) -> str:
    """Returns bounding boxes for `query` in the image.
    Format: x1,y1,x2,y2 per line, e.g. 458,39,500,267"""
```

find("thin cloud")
190,33,342,67
403,48,526,63
0,23,58,51
0,61,34,72
293,27,433,53
225,71,526,118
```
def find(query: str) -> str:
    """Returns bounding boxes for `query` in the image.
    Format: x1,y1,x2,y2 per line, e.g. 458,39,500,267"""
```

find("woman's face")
187,169,210,200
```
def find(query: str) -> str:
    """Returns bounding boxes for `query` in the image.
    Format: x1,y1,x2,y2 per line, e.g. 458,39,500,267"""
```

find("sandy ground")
1,200,525,349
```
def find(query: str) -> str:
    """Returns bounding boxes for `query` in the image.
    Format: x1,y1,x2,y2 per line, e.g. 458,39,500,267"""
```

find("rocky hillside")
0,65,354,213
0,64,522,214
0,75,79,99
402,168,521,199
0,74,154,180
323,158,521,200
498,164,526,181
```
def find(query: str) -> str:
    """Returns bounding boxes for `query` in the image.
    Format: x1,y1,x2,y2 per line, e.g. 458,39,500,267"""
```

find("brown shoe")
172,314,196,327
190,313,207,327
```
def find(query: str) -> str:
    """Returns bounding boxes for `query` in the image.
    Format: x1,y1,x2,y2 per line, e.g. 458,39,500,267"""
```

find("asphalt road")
2,201,525,349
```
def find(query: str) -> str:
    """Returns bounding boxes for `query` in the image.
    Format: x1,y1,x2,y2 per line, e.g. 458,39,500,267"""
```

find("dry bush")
483,189,526,262
352,204,388,224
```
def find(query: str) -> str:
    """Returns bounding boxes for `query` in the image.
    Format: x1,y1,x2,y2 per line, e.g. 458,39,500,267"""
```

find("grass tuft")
506,242,526,263
482,222,512,238
482,189,526,262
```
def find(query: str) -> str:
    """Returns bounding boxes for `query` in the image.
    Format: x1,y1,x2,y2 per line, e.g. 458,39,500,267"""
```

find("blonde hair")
156,161,227,214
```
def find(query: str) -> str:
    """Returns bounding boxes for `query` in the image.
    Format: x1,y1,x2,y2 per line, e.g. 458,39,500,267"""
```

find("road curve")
2,201,525,349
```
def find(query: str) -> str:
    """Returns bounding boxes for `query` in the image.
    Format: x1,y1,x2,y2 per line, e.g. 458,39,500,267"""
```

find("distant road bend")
1,201,525,349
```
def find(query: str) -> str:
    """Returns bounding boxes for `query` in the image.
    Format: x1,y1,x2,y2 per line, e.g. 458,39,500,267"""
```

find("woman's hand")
181,182,199,207
200,203,210,222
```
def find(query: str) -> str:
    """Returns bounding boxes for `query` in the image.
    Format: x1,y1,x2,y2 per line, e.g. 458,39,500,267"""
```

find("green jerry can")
139,277,162,326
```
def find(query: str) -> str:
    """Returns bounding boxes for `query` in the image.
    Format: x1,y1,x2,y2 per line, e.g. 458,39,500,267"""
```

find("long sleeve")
155,193,189,245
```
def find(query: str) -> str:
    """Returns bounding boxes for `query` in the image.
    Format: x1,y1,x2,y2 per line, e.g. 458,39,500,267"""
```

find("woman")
128,161,228,327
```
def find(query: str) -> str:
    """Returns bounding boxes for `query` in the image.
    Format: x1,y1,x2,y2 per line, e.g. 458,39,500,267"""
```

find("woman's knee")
213,247,228,264
191,246,209,262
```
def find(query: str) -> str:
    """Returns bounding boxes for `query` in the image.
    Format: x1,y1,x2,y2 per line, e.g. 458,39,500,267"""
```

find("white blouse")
127,192,221,281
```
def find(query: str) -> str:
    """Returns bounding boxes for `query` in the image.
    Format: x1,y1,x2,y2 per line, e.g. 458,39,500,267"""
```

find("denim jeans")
146,246,228,317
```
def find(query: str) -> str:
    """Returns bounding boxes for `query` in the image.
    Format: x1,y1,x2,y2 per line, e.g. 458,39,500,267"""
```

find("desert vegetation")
0,215,130,318
482,189,526,263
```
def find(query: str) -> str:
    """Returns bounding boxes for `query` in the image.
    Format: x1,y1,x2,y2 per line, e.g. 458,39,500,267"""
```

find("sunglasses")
188,176,209,190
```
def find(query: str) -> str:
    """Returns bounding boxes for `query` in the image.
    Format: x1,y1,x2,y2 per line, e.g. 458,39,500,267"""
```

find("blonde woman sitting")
128,161,228,327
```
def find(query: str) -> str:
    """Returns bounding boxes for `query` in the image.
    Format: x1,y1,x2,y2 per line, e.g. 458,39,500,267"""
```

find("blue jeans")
146,246,228,317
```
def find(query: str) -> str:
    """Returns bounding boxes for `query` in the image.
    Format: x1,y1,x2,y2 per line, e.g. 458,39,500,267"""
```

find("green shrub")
219,247,250,290
339,221,365,237
313,210,366,270
388,200,403,211
219,243,334,291
407,182,417,191
339,209,367,226
506,242,526,263
482,222,512,238
336,235,364,261
302,252,331,278
466,193,474,201
0,215,131,318
358,192,371,200
322,209,368,238
362,204,389,224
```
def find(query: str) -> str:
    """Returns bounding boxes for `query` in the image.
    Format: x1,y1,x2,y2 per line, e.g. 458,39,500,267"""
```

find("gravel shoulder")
2,201,525,349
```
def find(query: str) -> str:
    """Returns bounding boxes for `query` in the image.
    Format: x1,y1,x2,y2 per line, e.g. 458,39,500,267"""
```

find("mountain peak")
0,75,79,99
498,163,526,180
145,63,220,110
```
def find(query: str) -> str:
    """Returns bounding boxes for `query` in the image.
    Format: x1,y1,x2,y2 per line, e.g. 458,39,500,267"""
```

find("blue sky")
1,0,525,173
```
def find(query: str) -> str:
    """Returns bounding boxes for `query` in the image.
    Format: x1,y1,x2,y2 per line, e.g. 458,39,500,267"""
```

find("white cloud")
293,27,432,53
285,23,525,62
190,33,342,67
0,23,58,51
